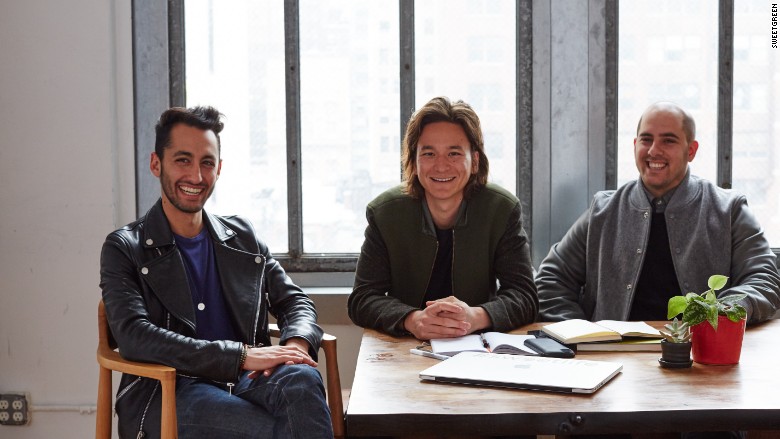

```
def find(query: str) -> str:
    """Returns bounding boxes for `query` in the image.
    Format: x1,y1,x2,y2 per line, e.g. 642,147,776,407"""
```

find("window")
415,0,517,193
618,0,780,247
733,0,780,244
136,0,777,277
181,0,521,271
617,0,717,188
186,1,289,253
298,1,400,253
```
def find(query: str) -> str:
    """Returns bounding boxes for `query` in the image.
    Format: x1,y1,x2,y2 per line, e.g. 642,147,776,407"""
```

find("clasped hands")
403,295,491,340
243,337,316,378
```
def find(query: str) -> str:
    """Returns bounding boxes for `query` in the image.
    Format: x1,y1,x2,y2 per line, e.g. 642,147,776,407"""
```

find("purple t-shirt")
175,229,238,342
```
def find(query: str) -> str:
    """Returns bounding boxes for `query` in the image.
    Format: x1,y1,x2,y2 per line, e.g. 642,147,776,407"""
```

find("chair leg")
160,377,178,439
96,366,113,439
327,367,344,439
321,337,345,439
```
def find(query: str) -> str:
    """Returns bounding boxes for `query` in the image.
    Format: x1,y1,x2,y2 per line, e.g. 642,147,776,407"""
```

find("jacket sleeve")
348,208,418,336
100,232,245,382
261,239,324,359
536,209,591,321
725,196,780,324
479,203,539,331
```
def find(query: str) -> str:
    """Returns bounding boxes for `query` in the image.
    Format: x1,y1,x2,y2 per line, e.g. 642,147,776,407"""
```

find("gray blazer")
536,172,780,323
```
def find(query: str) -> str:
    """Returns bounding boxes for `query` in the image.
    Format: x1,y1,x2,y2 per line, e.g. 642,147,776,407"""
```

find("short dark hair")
401,96,490,199
154,106,225,158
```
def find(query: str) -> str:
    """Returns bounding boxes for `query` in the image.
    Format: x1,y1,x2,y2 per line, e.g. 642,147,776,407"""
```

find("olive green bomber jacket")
349,183,539,336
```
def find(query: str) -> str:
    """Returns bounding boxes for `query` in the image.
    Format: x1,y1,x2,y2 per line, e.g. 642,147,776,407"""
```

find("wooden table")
345,320,780,437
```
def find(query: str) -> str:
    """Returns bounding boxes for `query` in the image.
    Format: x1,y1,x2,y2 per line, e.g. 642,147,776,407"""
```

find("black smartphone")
524,337,575,358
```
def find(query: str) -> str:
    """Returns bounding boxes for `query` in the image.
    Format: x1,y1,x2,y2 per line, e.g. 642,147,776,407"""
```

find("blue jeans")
176,364,332,438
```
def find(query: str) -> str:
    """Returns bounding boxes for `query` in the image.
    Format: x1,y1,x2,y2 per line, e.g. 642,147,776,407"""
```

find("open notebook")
419,351,623,394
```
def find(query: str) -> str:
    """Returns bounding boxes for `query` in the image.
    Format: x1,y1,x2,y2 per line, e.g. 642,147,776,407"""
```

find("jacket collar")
420,195,470,237
628,168,698,211
142,198,237,249
202,209,238,243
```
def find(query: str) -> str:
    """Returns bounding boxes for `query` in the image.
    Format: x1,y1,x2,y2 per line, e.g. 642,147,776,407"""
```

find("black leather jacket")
100,199,322,438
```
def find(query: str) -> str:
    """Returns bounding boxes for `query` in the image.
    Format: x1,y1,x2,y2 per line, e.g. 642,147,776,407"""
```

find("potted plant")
667,274,747,365
658,318,692,368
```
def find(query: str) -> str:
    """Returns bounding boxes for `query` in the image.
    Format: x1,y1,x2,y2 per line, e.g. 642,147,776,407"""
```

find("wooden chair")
96,300,345,439
96,301,178,438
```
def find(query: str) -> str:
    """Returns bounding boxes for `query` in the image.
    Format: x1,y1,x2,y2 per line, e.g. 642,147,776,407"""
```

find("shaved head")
636,102,696,144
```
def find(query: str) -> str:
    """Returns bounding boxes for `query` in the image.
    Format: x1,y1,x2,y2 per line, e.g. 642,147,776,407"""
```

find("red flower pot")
691,315,746,365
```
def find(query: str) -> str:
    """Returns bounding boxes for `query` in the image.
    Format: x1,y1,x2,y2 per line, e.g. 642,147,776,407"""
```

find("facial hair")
159,163,215,214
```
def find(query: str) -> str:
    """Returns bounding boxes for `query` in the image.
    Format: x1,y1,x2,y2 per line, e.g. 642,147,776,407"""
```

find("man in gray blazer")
536,102,780,325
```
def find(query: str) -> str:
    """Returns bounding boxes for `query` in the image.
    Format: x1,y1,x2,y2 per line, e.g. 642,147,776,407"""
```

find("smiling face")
414,121,478,208
634,107,698,198
150,123,222,218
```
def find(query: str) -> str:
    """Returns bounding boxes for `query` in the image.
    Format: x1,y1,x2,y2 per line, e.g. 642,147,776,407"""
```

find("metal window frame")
138,0,745,272
138,0,534,273
517,0,534,240
717,0,734,190
604,0,618,191
133,0,174,215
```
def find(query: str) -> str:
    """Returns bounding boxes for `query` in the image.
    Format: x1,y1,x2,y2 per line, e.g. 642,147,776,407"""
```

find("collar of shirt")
639,182,678,214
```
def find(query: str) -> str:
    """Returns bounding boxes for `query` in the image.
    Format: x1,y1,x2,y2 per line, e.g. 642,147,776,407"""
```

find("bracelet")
239,343,248,369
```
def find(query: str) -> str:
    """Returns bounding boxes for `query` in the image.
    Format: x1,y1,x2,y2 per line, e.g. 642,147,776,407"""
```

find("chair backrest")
322,332,345,438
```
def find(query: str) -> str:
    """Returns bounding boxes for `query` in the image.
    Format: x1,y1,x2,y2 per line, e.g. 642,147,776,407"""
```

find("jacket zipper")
626,208,652,318
230,252,265,385
450,229,456,297
133,244,167,438
420,240,440,308
251,254,265,346
115,376,141,402
135,381,160,438
136,293,166,437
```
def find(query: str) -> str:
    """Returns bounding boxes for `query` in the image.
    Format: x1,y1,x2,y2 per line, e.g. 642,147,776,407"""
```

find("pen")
409,348,450,361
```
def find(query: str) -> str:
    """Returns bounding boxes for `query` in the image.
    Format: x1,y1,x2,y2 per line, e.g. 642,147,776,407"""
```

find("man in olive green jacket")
349,97,538,340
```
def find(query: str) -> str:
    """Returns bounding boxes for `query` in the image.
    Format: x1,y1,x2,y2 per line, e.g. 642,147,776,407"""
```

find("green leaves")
667,296,688,319
665,275,747,330
708,274,728,290
681,299,710,327
720,296,747,323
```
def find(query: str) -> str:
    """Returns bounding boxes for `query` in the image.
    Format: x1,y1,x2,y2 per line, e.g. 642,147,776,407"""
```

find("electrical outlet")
0,393,30,426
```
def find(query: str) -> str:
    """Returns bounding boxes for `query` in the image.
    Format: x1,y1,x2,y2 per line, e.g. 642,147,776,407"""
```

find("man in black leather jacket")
99,106,332,438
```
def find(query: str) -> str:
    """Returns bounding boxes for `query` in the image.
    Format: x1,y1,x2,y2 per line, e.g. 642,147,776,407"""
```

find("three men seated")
101,100,779,438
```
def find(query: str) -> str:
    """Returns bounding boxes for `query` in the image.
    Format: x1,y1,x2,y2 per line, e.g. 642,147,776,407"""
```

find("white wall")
0,1,135,437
